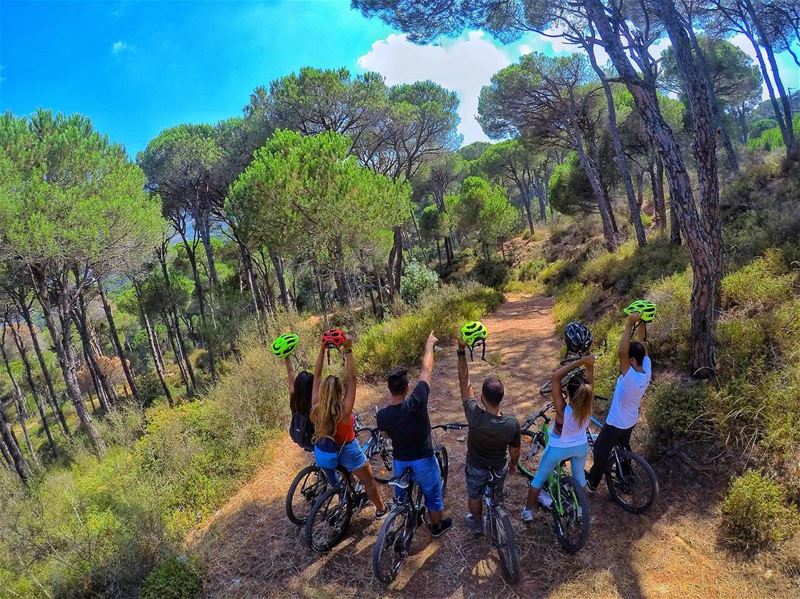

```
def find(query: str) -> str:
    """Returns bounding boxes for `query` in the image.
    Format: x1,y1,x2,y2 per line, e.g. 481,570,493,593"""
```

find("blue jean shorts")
314,439,367,475
393,455,444,512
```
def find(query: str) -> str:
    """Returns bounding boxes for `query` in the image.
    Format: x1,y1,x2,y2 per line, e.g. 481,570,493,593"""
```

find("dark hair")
387,367,410,396
481,377,505,406
629,342,646,367
290,371,314,416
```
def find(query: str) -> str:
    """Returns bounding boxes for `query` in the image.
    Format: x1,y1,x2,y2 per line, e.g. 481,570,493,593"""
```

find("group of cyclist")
275,297,656,559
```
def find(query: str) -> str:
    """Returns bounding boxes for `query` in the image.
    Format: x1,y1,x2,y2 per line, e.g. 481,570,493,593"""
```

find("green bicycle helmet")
271,333,300,358
623,299,657,322
460,321,488,348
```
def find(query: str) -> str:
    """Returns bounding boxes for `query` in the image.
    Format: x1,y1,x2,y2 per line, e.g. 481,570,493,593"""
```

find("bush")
135,371,166,408
721,470,798,551
518,258,547,282
140,556,202,599
552,282,602,329
647,381,710,444
474,256,509,288
400,260,440,305
646,269,692,367
356,283,503,376
721,249,795,311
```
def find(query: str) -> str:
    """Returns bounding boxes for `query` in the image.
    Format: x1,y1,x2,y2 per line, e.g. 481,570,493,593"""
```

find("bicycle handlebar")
431,422,468,431
521,402,554,430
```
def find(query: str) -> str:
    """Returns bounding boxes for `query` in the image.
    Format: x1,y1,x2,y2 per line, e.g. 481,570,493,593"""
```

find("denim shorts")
465,462,508,500
314,439,367,474
393,455,444,512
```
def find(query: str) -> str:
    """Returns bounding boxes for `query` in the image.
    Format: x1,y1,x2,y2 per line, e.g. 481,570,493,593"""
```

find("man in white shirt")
586,312,652,491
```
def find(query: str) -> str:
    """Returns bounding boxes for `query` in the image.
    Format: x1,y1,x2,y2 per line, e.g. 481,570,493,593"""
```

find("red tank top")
333,414,355,444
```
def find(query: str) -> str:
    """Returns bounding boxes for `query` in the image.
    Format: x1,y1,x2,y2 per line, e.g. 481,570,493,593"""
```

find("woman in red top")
310,334,386,517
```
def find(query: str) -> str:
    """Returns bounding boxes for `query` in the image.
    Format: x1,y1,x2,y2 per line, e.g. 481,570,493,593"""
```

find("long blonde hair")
569,383,594,426
311,374,344,443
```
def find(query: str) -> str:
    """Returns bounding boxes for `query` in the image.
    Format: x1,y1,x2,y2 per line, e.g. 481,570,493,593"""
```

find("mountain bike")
302,420,393,551
474,466,520,584
586,413,658,514
518,402,591,554
371,423,465,584
286,414,391,527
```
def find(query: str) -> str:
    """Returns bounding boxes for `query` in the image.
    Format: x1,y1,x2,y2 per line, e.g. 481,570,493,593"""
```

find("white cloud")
357,31,513,144
111,40,128,54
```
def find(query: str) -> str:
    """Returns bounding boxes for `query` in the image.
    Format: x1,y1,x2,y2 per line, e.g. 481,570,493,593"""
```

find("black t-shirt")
376,381,433,461
463,398,521,469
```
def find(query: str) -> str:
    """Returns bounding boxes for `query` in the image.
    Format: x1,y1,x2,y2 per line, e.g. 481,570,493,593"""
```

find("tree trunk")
18,302,69,436
171,309,197,392
31,274,105,455
589,48,647,247
98,281,139,404
0,434,12,469
585,0,720,373
7,325,57,458
74,298,118,406
0,406,27,482
572,129,617,249
387,226,403,303
197,208,220,288
163,311,192,397
133,281,173,406
0,337,38,464
332,237,350,305
649,158,667,231
269,249,291,309
81,338,111,413
670,199,682,245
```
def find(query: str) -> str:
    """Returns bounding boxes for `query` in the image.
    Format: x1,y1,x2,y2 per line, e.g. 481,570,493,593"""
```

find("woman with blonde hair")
521,354,595,522
311,332,387,517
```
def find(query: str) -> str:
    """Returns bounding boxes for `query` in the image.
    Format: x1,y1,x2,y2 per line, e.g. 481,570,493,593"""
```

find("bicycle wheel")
372,506,413,584
605,450,658,514
286,464,325,526
368,440,394,484
491,507,520,584
516,431,539,480
436,446,449,497
552,475,590,554
303,485,353,552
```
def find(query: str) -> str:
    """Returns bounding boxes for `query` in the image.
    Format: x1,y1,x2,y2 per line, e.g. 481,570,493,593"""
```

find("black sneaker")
464,513,484,536
584,471,597,494
375,501,394,519
428,517,453,538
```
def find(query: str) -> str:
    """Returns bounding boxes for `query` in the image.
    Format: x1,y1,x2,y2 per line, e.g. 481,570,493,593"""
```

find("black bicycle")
518,403,591,554
286,414,392,527
475,467,520,584
371,423,463,584
302,420,393,552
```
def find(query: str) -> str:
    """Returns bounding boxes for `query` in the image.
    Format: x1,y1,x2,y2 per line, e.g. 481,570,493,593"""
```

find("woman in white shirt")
521,354,595,522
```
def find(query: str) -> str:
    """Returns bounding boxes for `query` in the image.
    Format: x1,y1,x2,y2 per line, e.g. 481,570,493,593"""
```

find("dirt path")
188,294,791,599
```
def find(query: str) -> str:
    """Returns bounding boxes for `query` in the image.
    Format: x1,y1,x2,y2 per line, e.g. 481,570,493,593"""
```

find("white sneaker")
520,508,535,523
537,490,554,509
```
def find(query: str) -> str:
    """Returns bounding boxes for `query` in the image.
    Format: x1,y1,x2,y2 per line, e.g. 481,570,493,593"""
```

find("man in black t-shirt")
376,332,453,537
457,337,520,535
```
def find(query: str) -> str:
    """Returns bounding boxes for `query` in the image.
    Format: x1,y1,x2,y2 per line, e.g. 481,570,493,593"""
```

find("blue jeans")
531,443,588,489
393,455,444,512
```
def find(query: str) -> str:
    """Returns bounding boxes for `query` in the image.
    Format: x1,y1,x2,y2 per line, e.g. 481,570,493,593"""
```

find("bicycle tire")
367,440,394,484
552,475,590,554
437,445,449,497
303,485,353,552
491,507,520,584
372,506,412,584
516,431,539,480
285,464,324,526
605,450,658,514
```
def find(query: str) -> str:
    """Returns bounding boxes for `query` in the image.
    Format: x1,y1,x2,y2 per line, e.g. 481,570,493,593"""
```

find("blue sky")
1,1,798,158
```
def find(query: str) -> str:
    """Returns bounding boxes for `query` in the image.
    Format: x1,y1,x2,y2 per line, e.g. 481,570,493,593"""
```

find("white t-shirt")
606,356,652,429
549,404,590,448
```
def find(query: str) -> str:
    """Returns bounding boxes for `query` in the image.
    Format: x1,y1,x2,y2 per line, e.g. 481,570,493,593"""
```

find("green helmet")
271,333,300,358
623,299,657,322
460,321,488,348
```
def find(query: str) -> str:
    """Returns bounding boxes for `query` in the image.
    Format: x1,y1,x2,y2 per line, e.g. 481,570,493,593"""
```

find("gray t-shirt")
463,399,521,469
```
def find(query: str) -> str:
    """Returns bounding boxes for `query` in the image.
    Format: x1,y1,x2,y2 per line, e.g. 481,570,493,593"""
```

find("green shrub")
356,283,503,376
537,258,575,289
716,315,768,376
721,470,798,551
400,260,440,305
647,381,710,443
646,269,692,366
140,556,202,599
518,258,547,282
474,256,509,288
135,371,166,408
722,249,795,310
552,282,602,329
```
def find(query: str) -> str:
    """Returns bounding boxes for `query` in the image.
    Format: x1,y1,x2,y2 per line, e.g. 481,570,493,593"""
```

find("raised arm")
637,320,649,355
342,336,357,417
618,313,640,375
457,338,473,401
550,356,594,422
420,331,438,386
284,358,296,396
311,339,326,410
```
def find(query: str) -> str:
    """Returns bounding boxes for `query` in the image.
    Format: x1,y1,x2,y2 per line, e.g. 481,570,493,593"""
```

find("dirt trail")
188,294,789,598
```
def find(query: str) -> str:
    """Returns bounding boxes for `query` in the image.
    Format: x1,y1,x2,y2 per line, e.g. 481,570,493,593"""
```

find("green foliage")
746,115,800,152
552,282,601,330
135,371,167,408
518,258,547,281
356,284,503,376
721,471,798,551
647,382,710,444
721,250,795,311
400,261,440,305
547,153,596,216
474,256,510,288
140,556,203,599
750,118,778,138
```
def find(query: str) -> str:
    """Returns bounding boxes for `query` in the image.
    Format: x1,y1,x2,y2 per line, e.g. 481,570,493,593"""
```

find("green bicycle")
517,402,591,553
